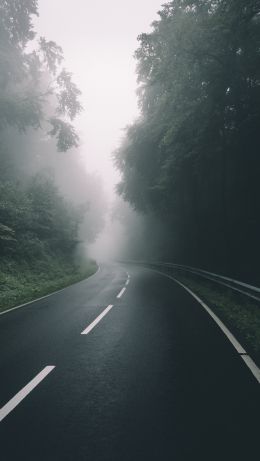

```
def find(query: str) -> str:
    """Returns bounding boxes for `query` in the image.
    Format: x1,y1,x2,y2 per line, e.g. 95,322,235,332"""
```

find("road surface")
0,263,259,460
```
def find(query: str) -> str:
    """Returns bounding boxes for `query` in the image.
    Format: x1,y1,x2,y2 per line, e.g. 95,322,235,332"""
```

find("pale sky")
36,0,163,198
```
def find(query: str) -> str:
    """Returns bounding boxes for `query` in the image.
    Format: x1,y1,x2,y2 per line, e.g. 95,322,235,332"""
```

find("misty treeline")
115,0,260,278
0,0,105,292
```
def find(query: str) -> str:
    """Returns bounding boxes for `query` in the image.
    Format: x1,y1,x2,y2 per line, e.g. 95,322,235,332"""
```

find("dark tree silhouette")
115,0,260,278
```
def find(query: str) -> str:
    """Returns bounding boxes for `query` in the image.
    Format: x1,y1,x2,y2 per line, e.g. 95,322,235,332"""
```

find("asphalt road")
0,263,259,460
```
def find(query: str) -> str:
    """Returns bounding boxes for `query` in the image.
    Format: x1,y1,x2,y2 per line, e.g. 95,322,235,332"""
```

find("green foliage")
0,1,102,312
115,0,260,274
56,69,82,120
0,0,82,151
0,175,82,258
176,273,260,364
0,223,16,242
39,37,63,73
0,256,97,312
0,0,38,46
48,118,80,152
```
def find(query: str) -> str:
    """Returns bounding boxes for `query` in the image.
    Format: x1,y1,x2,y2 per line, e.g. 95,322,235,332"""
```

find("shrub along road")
0,263,259,460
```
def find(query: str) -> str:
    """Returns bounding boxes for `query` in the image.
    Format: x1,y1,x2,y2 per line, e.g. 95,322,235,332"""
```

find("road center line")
0,366,55,422
117,287,126,299
81,305,114,335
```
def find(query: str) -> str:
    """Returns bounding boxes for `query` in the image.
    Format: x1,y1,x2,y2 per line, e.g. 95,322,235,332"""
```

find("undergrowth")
0,256,97,312
174,272,260,366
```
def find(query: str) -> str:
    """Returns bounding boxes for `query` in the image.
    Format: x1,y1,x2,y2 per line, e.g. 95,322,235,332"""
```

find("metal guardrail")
129,261,260,303
164,263,260,292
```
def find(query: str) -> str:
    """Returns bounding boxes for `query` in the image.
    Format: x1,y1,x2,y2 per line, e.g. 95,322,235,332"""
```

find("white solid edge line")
81,305,114,335
241,355,260,383
0,366,55,422
150,268,260,384
174,278,246,354
0,266,101,317
117,287,126,299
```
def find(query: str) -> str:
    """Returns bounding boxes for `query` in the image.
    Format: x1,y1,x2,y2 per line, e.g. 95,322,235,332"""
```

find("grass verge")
0,256,98,313
171,271,260,367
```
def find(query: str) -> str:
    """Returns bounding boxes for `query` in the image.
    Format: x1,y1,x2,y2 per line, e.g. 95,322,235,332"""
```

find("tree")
0,174,82,258
0,0,82,151
115,0,260,275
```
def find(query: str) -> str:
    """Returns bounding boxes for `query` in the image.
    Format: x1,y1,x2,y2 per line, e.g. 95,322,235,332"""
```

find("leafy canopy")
0,0,82,151
114,0,260,268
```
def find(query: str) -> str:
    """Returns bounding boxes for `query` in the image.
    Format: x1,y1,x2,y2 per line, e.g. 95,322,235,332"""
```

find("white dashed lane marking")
0,366,55,422
117,288,126,299
81,305,114,335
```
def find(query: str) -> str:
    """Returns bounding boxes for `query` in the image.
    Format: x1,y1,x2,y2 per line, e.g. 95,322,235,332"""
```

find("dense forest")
115,0,260,279
0,0,105,308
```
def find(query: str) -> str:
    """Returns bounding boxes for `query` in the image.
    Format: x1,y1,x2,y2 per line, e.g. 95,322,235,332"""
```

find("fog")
31,0,164,262
36,0,164,197
2,1,255,276
1,0,166,270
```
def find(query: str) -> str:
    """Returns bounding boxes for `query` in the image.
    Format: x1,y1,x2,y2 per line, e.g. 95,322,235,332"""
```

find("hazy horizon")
35,0,164,199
